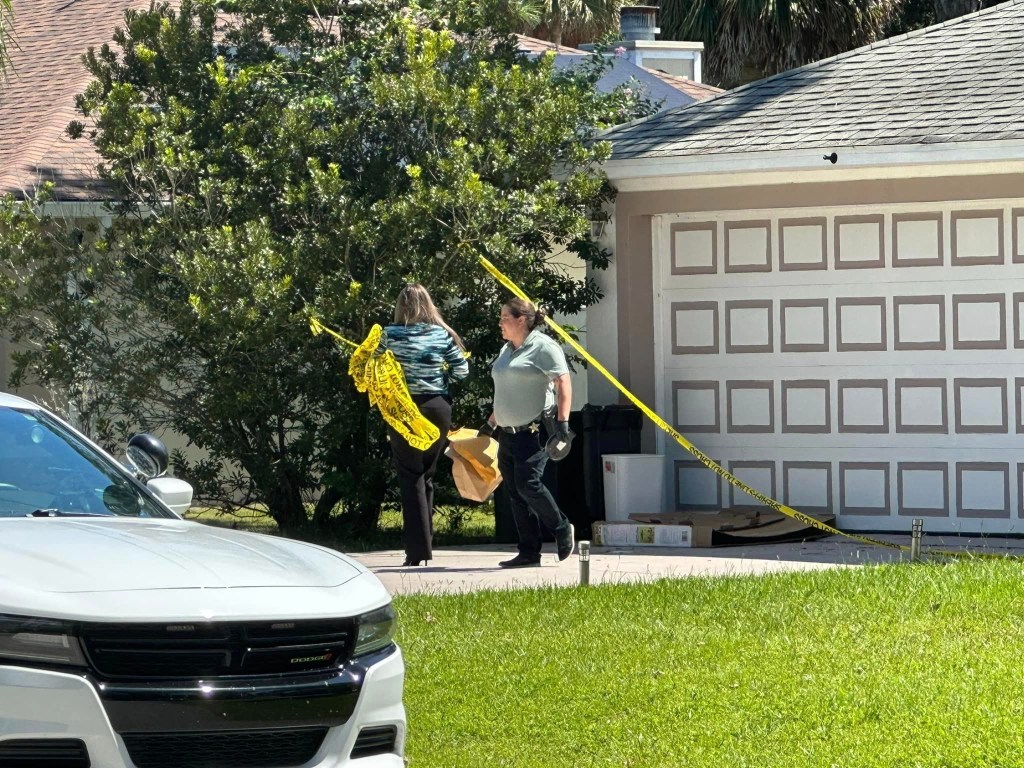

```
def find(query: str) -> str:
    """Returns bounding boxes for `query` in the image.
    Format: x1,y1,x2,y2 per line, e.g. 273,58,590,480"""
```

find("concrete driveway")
352,533,1024,595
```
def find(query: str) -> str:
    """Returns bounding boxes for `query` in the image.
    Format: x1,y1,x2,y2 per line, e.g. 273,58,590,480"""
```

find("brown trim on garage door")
950,209,1004,266
892,211,944,267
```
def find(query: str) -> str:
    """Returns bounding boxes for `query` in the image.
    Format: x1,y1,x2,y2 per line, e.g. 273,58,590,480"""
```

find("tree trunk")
265,490,309,535
329,461,390,539
311,486,345,530
248,461,309,535
333,501,383,538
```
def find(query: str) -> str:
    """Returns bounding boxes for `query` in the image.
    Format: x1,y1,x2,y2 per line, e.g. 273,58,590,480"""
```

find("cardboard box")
593,521,710,548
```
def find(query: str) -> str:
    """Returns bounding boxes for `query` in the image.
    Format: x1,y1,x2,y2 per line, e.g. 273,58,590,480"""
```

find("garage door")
653,202,1024,533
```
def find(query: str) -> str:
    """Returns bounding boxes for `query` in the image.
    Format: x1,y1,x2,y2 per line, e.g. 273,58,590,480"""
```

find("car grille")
120,728,328,768
350,725,398,759
0,738,90,767
80,619,355,679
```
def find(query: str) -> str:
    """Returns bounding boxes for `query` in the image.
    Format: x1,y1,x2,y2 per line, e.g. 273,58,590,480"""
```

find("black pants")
388,394,452,561
497,426,570,559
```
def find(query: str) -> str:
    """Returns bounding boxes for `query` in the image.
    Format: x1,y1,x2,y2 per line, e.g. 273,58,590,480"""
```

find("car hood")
0,518,363,594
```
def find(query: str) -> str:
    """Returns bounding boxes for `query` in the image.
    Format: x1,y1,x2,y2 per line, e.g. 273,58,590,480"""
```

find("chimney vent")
619,5,660,42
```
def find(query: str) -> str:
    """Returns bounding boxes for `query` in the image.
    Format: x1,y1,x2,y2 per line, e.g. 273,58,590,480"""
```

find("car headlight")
0,614,87,667
353,604,396,657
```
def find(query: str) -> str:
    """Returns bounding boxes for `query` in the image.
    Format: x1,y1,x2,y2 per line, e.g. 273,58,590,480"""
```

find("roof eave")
606,138,1024,191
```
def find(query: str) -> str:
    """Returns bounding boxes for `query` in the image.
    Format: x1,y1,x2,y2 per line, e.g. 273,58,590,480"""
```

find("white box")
601,454,666,522
593,521,694,547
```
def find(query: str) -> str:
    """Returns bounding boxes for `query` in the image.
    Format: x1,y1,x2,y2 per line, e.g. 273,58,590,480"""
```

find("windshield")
0,406,176,519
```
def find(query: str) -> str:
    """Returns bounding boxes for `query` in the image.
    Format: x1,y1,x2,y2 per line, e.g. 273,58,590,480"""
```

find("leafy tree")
660,0,905,87
0,0,653,536
467,0,646,48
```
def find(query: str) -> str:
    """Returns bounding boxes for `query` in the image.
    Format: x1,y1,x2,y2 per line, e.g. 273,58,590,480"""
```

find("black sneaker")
498,554,541,568
557,523,576,561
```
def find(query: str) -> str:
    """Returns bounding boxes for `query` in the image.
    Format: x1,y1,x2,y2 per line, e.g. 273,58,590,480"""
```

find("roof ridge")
603,0,1024,139
642,67,724,92
514,33,589,56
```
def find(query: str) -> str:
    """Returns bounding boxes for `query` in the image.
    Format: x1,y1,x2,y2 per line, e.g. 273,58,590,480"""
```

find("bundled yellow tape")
310,318,440,451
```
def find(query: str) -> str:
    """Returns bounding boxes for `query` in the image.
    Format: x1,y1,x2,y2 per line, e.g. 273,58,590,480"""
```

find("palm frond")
0,0,12,77
661,0,905,86
521,0,627,46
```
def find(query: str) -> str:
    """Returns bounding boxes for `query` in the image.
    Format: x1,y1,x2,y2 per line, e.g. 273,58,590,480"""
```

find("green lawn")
395,559,1024,768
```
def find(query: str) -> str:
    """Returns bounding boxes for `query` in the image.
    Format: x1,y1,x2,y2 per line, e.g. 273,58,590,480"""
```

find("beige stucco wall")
548,251,590,412
1,212,101,406
0,210,200,472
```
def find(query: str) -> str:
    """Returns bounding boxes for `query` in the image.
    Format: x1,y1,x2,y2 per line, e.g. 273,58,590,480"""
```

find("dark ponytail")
504,298,547,331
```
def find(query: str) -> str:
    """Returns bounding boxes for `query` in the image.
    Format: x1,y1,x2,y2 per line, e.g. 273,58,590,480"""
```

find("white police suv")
0,392,405,767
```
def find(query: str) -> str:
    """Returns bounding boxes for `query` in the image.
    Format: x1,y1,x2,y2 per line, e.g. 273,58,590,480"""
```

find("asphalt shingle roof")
0,0,149,200
605,0,1024,161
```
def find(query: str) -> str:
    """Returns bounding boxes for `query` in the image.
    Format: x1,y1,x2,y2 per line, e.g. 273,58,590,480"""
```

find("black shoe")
403,558,426,567
557,523,575,561
498,554,541,568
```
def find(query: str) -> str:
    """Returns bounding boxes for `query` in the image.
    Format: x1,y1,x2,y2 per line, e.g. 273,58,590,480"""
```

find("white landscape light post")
910,519,923,561
579,540,591,586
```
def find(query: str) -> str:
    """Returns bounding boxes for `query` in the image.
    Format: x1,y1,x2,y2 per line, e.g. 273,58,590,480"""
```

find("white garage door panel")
653,202,1024,534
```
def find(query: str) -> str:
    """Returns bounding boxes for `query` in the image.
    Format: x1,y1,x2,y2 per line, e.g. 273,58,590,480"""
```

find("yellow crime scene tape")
477,255,1010,562
309,317,441,451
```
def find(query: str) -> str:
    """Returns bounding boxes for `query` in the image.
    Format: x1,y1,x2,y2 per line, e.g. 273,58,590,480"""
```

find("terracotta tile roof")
0,0,154,200
641,68,723,101
606,0,1024,160
513,34,588,56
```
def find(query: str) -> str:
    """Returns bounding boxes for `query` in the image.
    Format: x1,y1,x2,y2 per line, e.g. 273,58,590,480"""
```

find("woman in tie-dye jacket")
383,284,469,567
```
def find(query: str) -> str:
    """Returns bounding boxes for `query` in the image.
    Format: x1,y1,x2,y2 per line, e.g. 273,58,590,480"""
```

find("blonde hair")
394,283,465,350
503,297,547,331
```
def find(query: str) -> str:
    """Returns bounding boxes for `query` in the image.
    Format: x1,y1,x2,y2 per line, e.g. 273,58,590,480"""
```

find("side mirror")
147,477,194,516
126,433,169,480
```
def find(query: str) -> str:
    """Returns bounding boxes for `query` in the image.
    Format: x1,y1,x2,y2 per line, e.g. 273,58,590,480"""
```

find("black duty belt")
500,421,541,435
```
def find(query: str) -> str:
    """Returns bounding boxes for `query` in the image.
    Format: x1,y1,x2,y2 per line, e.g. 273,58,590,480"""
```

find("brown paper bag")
446,427,502,502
